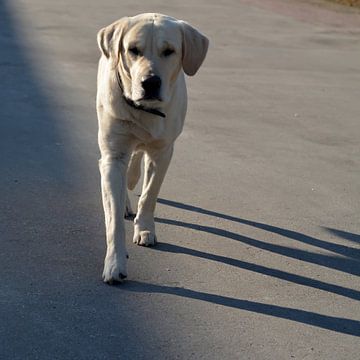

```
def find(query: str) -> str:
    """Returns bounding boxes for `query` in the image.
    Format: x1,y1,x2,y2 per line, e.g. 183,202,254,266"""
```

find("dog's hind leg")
127,150,143,190
125,191,135,220
125,150,143,219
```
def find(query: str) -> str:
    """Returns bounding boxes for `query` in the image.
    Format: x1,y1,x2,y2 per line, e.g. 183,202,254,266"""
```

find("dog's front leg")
133,145,173,246
99,151,131,283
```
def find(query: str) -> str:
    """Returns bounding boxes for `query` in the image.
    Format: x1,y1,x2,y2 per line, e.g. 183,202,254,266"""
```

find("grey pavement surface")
1,0,360,359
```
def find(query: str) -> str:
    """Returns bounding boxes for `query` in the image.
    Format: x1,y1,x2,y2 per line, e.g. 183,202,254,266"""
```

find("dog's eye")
162,48,175,57
129,47,141,56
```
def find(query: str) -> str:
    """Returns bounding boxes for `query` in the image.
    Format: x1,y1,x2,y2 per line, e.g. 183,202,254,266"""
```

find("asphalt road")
1,0,359,359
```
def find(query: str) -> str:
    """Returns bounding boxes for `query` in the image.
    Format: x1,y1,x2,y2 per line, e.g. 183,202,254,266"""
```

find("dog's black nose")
141,75,161,98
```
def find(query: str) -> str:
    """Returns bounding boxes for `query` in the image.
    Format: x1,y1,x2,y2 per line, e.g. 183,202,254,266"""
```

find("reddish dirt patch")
240,0,360,28
330,0,360,6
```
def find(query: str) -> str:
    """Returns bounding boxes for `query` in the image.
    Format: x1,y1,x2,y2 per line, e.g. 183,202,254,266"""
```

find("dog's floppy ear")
97,17,129,60
180,21,209,76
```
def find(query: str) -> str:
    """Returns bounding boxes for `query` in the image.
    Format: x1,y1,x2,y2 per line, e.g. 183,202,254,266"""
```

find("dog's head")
97,13,208,107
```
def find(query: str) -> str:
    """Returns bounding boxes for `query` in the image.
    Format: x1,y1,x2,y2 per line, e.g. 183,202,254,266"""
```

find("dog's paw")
133,216,157,246
133,230,157,247
102,252,128,284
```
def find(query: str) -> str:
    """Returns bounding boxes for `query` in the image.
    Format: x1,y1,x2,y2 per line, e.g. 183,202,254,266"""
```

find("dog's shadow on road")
124,197,360,336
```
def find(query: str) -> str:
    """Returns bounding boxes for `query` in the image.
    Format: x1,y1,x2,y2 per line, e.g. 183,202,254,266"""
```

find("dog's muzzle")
116,70,166,118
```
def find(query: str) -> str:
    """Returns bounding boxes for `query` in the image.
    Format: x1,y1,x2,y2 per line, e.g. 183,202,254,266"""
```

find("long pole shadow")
123,281,360,337
324,227,360,245
151,242,360,301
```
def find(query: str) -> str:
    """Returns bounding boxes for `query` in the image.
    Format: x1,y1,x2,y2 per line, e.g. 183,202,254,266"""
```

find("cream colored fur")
96,13,208,283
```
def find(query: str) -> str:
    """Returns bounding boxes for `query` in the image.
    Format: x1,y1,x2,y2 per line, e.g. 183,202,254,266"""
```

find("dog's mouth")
116,70,166,118
135,94,163,104
124,96,166,118
130,96,165,117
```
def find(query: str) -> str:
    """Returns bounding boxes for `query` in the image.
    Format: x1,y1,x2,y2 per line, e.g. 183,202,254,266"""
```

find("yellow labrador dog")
96,13,208,283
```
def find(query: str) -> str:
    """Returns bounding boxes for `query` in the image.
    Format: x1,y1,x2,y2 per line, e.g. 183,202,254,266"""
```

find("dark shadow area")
157,198,360,260
124,281,360,337
155,217,360,277
0,6,77,189
151,242,360,301
0,1,163,359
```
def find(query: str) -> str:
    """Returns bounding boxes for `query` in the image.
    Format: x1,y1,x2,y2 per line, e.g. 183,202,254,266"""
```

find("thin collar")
116,70,166,118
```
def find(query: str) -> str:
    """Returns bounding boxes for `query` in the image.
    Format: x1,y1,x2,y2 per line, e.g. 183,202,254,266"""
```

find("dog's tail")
127,150,143,190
